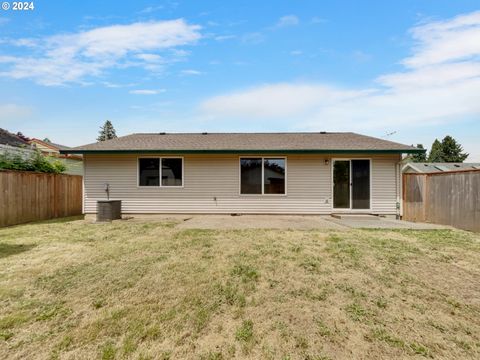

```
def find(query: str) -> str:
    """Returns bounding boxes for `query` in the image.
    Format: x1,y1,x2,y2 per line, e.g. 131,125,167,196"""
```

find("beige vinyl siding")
83,154,400,214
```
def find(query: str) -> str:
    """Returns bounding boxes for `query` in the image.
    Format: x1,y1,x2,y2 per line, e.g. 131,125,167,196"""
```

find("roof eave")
60,148,422,155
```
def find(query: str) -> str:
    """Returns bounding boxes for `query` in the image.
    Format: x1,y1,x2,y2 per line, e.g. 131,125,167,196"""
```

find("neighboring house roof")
403,162,480,173
0,128,29,147
62,132,422,154
29,138,71,152
50,142,71,151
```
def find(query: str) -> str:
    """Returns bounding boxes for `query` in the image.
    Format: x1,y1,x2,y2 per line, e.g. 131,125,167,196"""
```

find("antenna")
383,131,397,138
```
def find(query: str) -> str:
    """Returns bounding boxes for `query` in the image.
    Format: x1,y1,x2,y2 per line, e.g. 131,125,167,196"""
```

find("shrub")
0,151,66,174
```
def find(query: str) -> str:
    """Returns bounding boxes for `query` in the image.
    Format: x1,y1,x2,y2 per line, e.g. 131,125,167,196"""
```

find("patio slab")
85,213,452,230
324,216,452,230
176,214,347,230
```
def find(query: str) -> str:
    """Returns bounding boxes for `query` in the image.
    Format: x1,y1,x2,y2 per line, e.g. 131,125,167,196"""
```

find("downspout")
397,155,409,220
396,161,402,220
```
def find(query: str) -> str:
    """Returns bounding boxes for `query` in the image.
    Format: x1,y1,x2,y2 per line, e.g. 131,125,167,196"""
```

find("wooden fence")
403,170,480,232
0,170,83,227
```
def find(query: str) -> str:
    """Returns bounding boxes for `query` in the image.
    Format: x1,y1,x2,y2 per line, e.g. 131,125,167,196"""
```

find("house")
28,138,84,176
62,132,422,216
403,162,480,174
0,128,35,159
29,138,73,155
0,128,30,148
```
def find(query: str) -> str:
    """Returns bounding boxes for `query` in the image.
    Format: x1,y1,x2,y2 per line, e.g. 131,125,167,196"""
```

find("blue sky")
0,0,479,160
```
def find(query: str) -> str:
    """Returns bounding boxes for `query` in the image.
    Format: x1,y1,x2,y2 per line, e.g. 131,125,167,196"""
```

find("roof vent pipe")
202,132,208,135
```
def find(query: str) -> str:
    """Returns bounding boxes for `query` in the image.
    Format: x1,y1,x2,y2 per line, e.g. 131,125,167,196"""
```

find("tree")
16,132,30,141
97,120,117,142
427,136,469,162
440,135,468,162
428,139,444,162
43,138,51,143
409,144,427,162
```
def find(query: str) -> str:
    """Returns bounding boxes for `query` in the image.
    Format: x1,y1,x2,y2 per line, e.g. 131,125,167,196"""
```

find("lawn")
0,218,479,359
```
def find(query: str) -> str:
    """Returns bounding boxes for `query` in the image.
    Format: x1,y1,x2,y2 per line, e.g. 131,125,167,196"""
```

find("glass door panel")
333,160,350,208
352,160,370,209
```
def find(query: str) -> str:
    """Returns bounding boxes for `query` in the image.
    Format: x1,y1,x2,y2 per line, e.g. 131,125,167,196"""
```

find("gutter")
61,148,425,155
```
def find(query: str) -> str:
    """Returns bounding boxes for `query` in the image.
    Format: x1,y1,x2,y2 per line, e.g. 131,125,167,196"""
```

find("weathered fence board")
0,170,82,227
403,170,480,232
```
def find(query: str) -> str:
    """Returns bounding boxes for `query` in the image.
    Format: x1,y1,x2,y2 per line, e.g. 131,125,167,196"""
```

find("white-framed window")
239,157,286,195
138,157,183,187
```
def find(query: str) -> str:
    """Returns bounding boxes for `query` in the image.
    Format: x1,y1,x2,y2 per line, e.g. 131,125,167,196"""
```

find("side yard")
0,218,479,359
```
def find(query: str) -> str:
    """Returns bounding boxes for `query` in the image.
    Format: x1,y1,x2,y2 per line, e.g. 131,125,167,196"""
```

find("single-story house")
62,132,422,216
403,162,480,174
28,138,84,176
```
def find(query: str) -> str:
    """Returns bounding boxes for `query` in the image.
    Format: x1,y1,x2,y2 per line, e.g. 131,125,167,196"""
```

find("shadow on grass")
0,215,85,230
0,243,36,259
35,215,85,225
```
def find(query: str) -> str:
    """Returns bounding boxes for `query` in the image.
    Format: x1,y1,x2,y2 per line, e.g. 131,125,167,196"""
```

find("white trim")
331,158,372,211
82,155,86,214
137,156,184,188
238,156,287,196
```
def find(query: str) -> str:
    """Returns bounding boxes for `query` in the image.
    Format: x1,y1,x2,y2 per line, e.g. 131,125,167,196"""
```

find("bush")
0,151,66,174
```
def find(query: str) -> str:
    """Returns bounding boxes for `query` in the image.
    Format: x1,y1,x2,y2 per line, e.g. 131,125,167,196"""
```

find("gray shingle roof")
404,162,480,173
49,142,71,151
0,128,29,147
62,132,422,154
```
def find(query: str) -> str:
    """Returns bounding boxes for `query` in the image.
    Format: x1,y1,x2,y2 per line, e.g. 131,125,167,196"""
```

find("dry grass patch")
0,218,479,359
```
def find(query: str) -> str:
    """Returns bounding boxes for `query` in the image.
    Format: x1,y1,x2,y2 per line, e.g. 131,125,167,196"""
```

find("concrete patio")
103,214,451,231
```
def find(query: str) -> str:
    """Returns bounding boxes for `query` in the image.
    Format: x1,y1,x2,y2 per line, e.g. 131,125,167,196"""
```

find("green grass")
235,320,254,342
0,219,479,359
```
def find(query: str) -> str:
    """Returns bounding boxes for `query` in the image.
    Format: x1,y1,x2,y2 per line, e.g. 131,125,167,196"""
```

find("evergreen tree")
97,120,117,142
440,135,468,162
409,144,427,162
43,138,51,143
428,139,444,162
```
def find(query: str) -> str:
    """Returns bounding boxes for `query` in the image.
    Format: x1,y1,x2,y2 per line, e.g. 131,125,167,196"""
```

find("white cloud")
0,104,32,121
200,11,480,133
290,50,303,56
180,69,203,75
138,5,164,14
214,34,236,41
403,11,480,68
241,32,265,44
310,17,327,24
129,89,166,95
135,53,163,62
275,15,299,28
0,19,201,86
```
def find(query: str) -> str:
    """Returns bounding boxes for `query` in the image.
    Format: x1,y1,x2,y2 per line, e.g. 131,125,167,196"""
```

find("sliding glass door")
333,159,370,210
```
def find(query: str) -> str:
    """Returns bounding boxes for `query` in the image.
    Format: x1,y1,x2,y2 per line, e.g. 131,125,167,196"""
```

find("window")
240,157,286,195
138,157,183,187
162,158,183,186
139,158,159,186
240,158,262,194
264,158,285,194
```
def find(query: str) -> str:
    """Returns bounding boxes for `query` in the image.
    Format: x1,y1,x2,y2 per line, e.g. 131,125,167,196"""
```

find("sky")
0,0,479,160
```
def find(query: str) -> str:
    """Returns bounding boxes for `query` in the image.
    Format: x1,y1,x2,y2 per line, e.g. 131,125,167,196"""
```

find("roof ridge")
130,131,352,135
